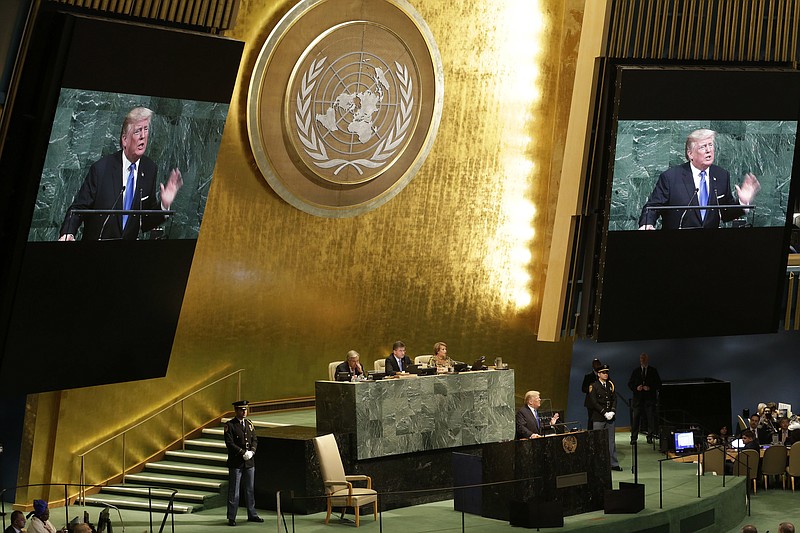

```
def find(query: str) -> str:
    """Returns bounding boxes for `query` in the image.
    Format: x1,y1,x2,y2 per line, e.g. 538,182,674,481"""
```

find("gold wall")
18,0,585,499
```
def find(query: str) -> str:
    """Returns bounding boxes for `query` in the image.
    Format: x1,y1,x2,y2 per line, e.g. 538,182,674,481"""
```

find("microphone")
99,185,125,240
678,187,699,229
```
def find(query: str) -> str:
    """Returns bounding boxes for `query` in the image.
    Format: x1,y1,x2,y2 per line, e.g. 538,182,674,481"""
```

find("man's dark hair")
742,429,756,440
392,341,405,351
591,358,603,371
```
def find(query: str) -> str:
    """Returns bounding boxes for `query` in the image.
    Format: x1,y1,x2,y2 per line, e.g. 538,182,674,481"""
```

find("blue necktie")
698,170,708,221
533,409,539,425
123,163,135,228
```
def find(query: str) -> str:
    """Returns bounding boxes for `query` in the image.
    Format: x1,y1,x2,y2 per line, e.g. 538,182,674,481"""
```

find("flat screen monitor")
674,431,695,452
593,65,800,341
0,9,243,395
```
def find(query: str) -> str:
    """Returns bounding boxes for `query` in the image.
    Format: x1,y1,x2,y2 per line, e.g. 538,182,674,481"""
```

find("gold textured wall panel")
19,0,584,498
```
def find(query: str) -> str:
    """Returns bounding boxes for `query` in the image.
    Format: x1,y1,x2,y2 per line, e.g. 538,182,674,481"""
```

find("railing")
77,368,243,504
1,483,178,533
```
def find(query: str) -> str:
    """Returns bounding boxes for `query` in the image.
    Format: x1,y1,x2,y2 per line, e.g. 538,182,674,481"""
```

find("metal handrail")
78,369,243,504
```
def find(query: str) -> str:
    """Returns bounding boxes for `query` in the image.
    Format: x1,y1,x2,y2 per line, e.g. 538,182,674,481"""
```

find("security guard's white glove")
604,411,614,421
243,450,254,460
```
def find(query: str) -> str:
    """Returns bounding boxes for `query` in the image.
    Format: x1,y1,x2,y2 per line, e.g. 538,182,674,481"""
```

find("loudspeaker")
508,499,564,528
604,482,645,514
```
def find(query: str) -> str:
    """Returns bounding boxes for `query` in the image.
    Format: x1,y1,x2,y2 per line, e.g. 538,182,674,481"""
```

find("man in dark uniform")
224,400,263,526
587,364,622,471
581,358,603,430
628,352,662,445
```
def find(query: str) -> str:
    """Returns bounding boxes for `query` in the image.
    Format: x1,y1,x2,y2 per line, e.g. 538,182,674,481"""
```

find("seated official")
515,390,559,439
335,350,364,381
4,510,25,533
429,341,453,372
385,340,413,375
776,417,793,445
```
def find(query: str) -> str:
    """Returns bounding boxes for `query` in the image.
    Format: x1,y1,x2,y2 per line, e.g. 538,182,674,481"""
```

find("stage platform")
37,408,777,533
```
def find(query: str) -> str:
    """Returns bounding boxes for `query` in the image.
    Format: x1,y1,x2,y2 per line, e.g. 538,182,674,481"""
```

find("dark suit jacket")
515,405,551,439
384,354,412,375
4,525,21,533
639,162,745,229
224,416,258,469
60,150,165,240
627,365,662,405
587,380,617,423
335,361,362,380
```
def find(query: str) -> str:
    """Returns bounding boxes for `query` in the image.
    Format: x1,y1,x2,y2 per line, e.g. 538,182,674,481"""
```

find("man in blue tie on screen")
58,107,183,241
638,129,760,230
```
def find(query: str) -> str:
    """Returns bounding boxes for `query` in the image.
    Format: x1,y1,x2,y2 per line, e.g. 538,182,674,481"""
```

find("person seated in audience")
741,429,760,451
758,407,778,444
741,526,757,533
384,340,413,375
705,433,720,449
72,524,91,533
27,500,66,533
777,417,793,445
718,425,731,447
335,350,364,380
779,522,795,533
429,341,453,372
743,414,760,436
4,510,25,533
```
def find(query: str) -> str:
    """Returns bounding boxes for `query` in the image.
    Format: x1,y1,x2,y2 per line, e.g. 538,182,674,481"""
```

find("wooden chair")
414,355,433,366
762,444,787,490
703,445,725,475
328,361,343,381
737,414,748,431
786,441,800,491
732,449,759,493
313,433,378,527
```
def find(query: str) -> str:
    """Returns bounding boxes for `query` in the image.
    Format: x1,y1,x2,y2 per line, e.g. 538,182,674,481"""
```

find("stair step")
165,449,227,464
100,484,218,503
146,460,228,478
125,472,226,490
186,437,226,450
83,493,195,513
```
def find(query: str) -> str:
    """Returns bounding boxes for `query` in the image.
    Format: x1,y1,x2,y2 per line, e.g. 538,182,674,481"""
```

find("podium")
476,430,611,521
67,208,175,240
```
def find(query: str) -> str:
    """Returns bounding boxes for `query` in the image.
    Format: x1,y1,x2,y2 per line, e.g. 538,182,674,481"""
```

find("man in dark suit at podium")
516,390,559,439
638,129,760,230
224,400,263,526
385,340,413,375
628,352,662,444
58,107,183,241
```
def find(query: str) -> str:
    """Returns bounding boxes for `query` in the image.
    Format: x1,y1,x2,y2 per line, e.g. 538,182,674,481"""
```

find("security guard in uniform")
586,365,622,471
224,400,264,526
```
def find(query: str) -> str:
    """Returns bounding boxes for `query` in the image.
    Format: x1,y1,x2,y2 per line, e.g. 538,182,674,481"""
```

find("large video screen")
30,89,229,241
0,9,243,395
593,65,800,341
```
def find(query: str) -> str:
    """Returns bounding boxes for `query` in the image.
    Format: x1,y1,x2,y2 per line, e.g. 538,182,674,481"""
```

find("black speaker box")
508,499,564,528
604,482,645,514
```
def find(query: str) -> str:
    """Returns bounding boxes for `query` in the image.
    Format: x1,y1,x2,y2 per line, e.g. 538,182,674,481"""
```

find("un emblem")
248,0,443,217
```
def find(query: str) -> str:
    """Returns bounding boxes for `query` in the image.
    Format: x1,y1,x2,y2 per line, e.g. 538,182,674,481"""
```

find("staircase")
83,427,229,514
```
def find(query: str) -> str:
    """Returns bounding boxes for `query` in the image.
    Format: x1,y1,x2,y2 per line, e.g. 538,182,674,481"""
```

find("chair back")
374,359,386,372
328,361,343,381
762,444,788,475
703,445,725,475
733,449,760,480
314,433,348,494
415,355,433,366
737,414,748,431
788,441,800,476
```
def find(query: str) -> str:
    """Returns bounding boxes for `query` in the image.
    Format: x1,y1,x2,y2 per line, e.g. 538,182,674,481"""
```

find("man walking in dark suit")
224,400,263,526
638,128,760,230
384,340,413,375
59,107,183,241
628,352,662,445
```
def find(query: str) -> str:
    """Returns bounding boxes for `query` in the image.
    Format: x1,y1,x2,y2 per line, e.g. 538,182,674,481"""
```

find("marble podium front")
480,430,612,519
315,370,515,460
